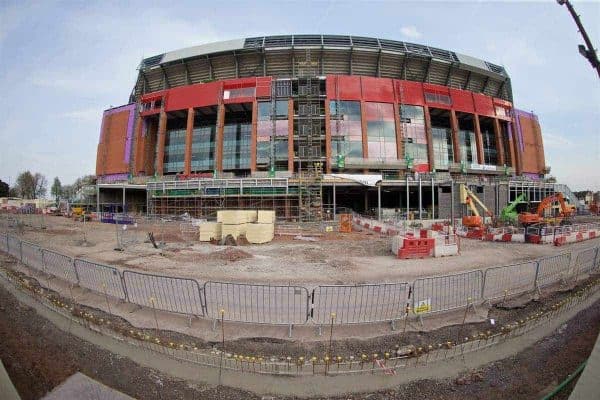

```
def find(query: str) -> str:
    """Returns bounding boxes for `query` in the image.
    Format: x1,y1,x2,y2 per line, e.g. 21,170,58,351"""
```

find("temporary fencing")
20,241,44,272
1,231,599,330
42,249,78,284
311,283,409,324
7,235,21,259
0,232,7,253
204,281,309,325
574,247,599,276
483,261,537,301
412,270,484,314
536,252,571,288
124,271,205,317
74,259,127,300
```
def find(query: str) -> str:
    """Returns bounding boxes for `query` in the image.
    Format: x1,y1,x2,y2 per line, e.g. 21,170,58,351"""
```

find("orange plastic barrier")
398,237,435,259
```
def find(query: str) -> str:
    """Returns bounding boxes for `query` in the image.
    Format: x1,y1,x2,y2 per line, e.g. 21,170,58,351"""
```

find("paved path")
569,330,600,399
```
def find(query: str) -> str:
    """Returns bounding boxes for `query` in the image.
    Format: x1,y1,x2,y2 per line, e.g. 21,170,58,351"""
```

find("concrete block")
257,210,276,224
198,222,222,242
246,223,275,244
433,243,459,257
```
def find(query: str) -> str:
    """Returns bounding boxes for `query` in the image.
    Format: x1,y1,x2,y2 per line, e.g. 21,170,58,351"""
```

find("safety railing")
0,231,598,331
311,282,410,325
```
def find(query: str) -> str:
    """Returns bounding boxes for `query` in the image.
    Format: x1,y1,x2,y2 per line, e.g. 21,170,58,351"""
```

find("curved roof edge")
138,35,509,79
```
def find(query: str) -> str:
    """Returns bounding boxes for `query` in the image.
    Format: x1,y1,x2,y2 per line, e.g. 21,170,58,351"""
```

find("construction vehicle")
500,193,527,225
460,184,493,228
518,192,573,226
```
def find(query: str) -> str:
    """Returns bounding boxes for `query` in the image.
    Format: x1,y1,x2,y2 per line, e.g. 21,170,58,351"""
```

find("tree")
51,177,62,203
14,171,47,199
0,179,8,197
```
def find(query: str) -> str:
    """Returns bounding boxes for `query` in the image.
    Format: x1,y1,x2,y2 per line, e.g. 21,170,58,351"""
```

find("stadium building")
95,35,566,221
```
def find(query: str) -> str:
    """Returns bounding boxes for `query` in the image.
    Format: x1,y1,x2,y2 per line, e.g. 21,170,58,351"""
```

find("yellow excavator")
460,184,493,228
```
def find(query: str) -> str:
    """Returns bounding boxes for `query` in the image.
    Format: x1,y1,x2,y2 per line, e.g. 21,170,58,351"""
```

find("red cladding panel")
256,77,272,98
361,77,394,102
327,75,362,100
449,88,475,113
165,81,222,111
422,83,449,95
396,80,424,105
473,93,495,117
223,78,256,89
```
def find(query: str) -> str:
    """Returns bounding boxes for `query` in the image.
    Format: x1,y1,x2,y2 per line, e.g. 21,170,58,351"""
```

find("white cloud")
400,26,422,39
59,107,104,123
542,132,573,149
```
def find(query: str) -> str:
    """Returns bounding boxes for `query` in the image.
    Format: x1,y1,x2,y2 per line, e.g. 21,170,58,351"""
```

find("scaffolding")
294,49,324,222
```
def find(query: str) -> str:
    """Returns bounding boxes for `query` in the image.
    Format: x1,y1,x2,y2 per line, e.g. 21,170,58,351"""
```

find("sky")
0,0,599,191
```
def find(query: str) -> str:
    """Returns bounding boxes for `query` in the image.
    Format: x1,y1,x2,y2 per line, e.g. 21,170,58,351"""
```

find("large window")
330,100,363,159
400,105,428,164
430,109,453,169
500,121,512,166
365,102,397,161
457,113,478,164
480,118,498,165
163,129,185,173
191,124,215,172
257,101,289,171
223,106,252,171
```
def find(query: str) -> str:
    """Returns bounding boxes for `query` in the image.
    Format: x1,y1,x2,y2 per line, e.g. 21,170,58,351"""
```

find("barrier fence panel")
311,283,409,324
41,249,78,284
7,236,21,260
123,271,204,317
21,241,44,272
0,232,7,253
412,270,483,315
483,261,537,301
574,247,599,276
536,252,571,288
204,282,309,325
74,259,126,300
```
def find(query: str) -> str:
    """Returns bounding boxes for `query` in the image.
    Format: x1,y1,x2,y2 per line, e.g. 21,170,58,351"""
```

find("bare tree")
15,171,48,199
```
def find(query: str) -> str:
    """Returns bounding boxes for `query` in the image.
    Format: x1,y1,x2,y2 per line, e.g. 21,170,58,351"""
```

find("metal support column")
122,184,126,212
333,181,337,216
96,184,100,214
451,179,455,226
377,184,381,221
406,178,409,220
418,176,422,220
431,176,435,220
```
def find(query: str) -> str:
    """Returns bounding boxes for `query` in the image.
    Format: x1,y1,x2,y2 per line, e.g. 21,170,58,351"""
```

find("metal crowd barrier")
574,247,599,276
412,270,484,315
311,282,409,325
0,231,599,329
42,248,78,284
124,270,205,317
536,252,571,289
483,261,538,301
204,281,309,325
75,259,127,301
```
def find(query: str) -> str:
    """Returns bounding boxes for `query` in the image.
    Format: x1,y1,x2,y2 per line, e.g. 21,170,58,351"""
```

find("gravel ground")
1,279,598,400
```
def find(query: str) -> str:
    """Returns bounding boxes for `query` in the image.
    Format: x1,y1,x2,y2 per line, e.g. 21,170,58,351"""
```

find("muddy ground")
1,279,598,400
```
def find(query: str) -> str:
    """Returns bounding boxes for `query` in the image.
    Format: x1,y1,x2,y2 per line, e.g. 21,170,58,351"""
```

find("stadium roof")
133,35,512,101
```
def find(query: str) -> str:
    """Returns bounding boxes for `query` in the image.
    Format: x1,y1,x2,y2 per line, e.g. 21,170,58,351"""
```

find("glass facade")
191,123,216,172
365,102,397,161
330,100,363,159
458,130,478,164
223,121,251,170
400,105,428,164
432,127,453,169
257,101,289,171
163,129,186,173
500,121,512,166
482,127,498,165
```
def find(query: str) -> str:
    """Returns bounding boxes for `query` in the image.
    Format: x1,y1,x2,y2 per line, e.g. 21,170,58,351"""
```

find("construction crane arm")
536,193,569,217
465,187,492,217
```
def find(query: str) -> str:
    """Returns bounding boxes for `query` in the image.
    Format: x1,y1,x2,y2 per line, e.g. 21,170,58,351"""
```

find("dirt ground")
10,215,600,286
0,281,597,400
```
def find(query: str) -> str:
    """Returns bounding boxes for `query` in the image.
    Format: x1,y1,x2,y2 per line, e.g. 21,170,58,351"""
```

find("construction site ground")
0,276,597,400
12,215,600,286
